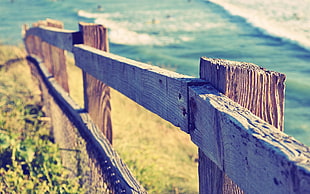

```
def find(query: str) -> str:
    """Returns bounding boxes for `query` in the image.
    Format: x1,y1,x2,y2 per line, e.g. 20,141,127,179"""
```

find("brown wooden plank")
45,19,70,93
79,22,113,143
189,84,310,193
198,58,286,193
24,25,82,52
50,43,70,92
197,148,223,194
46,18,64,29
24,29,49,115
24,34,43,59
200,58,286,130
37,19,70,93
73,44,202,133
26,55,146,193
24,19,71,92
24,21,310,193
41,41,53,74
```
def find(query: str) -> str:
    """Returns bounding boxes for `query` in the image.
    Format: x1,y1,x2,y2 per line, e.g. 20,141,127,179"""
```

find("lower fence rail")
23,19,310,194
26,55,146,194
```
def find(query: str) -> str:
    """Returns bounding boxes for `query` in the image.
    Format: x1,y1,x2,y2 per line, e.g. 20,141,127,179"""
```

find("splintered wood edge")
200,56,286,131
24,25,310,193
189,84,310,193
201,57,286,77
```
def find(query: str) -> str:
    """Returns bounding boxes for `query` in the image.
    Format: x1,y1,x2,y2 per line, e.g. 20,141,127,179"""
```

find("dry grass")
2,44,199,193
110,89,198,193
66,52,199,193
0,45,83,193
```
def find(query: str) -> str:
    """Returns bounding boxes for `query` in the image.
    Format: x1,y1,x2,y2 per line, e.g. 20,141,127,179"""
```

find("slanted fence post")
78,22,113,144
198,57,286,193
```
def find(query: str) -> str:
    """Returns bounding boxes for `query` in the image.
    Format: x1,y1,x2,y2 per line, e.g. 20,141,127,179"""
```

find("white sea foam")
78,10,177,46
79,1,310,49
77,8,229,46
207,0,310,50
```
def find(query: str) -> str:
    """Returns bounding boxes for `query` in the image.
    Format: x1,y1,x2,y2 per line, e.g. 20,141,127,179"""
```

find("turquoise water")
1,0,309,146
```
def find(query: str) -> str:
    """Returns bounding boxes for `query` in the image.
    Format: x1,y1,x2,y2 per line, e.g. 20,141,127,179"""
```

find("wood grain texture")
73,44,203,133
26,55,146,193
24,30,50,115
200,57,286,131
25,52,79,178
189,84,310,193
24,25,82,52
44,19,69,92
25,19,70,92
24,35,43,59
198,148,223,194
24,22,310,193
198,58,286,193
50,42,70,93
27,55,112,192
79,22,113,144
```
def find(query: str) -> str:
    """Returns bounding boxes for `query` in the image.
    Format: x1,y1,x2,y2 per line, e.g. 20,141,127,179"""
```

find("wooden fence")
23,19,310,193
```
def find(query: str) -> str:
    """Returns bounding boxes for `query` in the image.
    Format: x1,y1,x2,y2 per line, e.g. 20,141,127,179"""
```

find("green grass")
1,44,199,193
110,90,198,193
0,45,83,193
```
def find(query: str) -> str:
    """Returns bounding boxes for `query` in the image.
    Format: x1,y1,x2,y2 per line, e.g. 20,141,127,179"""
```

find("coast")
0,43,199,193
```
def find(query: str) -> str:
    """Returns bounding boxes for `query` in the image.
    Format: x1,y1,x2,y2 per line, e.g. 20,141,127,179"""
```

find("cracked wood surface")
189,83,310,193
23,22,310,193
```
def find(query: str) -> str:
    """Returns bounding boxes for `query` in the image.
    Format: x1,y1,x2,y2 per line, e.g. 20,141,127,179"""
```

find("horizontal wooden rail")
72,44,310,193
26,55,145,193
23,22,310,193
189,84,310,193
73,44,206,133
24,26,82,52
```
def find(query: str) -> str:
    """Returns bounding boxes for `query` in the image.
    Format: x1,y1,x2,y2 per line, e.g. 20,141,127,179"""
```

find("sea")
0,0,309,146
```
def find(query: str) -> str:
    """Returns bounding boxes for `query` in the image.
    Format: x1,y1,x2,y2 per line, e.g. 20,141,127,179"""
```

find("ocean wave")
78,10,177,46
77,9,225,46
77,10,104,19
206,0,310,51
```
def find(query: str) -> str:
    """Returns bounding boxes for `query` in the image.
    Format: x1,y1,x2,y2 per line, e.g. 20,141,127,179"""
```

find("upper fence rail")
24,26,83,52
23,23,310,193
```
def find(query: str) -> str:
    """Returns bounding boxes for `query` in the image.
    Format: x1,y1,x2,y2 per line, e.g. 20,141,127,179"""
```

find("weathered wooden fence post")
198,58,286,193
24,20,145,193
24,19,77,177
33,19,70,92
24,19,70,117
78,22,113,144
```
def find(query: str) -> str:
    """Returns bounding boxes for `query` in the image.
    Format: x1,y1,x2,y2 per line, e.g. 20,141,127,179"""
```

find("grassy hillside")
0,44,83,193
1,44,199,193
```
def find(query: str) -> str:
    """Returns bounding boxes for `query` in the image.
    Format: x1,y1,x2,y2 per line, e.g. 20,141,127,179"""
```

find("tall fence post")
198,58,286,193
78,22,113,144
